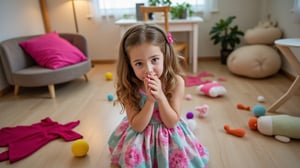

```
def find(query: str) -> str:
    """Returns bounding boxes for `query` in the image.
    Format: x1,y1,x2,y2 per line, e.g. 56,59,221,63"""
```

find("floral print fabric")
108,91,209,168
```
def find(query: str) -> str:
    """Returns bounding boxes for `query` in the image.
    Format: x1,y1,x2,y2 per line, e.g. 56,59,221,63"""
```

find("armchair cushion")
19,32,87,69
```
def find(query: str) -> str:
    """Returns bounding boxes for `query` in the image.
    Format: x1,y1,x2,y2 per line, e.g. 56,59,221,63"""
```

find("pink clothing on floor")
0,117,82,163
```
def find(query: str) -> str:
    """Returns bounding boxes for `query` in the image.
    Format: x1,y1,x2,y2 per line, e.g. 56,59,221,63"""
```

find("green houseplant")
170,2,193,19
209,16,244,64
148,0,171,6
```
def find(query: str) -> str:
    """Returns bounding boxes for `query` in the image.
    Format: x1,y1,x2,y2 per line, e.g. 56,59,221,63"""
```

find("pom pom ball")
257,96,265,103
105,72,113,80
71,139,89,157
186,112,194,119
252,105,266,117
186,119,197,131
185,94,192,100
107,94,114,101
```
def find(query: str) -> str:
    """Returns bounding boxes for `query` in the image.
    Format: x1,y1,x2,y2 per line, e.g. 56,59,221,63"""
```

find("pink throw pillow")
19,32,87,69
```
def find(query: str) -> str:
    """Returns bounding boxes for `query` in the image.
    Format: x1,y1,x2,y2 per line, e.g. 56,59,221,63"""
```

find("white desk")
268,38,300,112
115,17,203,73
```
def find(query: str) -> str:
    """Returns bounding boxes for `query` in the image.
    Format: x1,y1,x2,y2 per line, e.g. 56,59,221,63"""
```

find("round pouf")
227,45,281,78
244,27,282,45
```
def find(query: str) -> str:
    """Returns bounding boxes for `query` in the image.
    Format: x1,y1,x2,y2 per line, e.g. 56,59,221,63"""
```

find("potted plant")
170,2,193,19
209,16,244,64
147,0,172,20
148,0,171,6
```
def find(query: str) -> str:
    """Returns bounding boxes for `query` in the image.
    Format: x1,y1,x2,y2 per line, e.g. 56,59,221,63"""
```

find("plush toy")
196,82,226,98
248,115,300,143
195,104,209,118
224,125,246,137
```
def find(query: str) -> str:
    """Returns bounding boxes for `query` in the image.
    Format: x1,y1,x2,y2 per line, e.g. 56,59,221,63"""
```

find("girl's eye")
152,58,159,63
135,62,142,67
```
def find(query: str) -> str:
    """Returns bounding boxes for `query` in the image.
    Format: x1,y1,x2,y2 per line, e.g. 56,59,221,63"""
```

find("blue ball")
107,94,114,101
252,105,266,117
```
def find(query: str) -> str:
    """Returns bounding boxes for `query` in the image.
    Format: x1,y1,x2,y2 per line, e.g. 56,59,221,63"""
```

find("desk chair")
140,6,188,68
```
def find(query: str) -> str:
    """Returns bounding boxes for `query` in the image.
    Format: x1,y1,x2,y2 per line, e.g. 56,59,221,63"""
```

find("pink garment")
0,117,82,163
185,71,214,87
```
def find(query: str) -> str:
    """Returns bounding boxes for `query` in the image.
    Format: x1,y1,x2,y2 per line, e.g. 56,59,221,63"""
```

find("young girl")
108,24,209,167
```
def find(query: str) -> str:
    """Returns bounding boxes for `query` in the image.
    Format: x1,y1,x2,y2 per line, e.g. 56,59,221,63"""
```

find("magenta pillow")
19,32,87,69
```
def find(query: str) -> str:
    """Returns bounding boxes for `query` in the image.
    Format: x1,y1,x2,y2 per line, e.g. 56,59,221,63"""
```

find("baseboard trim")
198,56,219,61
91,60,116,64
280,69,296,81
0,86,12,97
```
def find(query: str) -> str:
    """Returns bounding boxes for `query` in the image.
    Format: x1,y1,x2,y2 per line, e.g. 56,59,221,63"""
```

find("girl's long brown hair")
115,24,184,112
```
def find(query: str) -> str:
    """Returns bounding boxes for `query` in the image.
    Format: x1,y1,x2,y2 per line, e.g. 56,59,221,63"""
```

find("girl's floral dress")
108,90,209,168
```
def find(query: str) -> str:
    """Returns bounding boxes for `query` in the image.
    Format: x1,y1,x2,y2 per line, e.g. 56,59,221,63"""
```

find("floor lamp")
40,0,79,33
71,0,79,33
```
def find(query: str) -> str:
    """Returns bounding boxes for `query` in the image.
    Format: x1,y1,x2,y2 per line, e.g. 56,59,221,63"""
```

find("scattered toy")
252,105,266,117
237,103,251,111
196,81,227,98
224,125,246,137
248,115,300,143
195,104,209,118
105,72,113,80
71,139,89,157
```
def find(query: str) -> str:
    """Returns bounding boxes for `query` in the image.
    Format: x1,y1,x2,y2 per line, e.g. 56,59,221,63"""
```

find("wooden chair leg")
48,84,55,98
184,46,188,68
14,85,19,96
83,74,88,81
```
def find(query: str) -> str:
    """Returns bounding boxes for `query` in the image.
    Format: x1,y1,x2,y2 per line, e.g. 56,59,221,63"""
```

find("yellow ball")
71,139,89,157
105,72,113,80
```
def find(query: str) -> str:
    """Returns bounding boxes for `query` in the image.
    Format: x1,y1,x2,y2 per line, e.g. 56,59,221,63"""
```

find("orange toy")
224,125,246,137
248,117,258,130
237,103,251,111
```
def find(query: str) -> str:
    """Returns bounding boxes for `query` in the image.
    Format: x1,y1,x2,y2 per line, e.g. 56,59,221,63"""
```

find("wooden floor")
0,60,299,168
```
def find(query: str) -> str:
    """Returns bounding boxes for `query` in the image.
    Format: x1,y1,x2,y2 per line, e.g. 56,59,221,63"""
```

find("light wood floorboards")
0,60,299,168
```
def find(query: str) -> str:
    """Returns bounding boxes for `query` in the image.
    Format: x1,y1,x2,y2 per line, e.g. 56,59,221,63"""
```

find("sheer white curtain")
91,0,218,20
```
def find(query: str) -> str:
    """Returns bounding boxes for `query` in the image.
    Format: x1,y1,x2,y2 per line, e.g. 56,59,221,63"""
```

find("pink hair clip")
167,33,174,44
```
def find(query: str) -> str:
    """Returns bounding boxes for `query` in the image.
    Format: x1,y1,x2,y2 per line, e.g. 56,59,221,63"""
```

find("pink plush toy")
196,82,227,97
195,104,209,117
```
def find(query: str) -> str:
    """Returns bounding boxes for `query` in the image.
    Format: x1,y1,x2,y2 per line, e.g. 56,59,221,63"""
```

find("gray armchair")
0,33,91,98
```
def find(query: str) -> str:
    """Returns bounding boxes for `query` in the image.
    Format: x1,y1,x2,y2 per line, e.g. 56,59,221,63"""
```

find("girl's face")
128,43,164,81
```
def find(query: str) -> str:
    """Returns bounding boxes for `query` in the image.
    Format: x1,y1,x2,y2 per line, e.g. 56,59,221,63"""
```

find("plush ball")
71,139,89,157
252,105,266,117
185,94,192,100
105,72,113,80
107,94,114,101
186,112,194,119
257,96,265,103
186,119,197,131
227,45,281,78
244,27,282,45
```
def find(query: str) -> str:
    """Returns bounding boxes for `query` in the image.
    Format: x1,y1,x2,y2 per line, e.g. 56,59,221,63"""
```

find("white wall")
0,0,45,91
0,0,45,40
49,0,261,60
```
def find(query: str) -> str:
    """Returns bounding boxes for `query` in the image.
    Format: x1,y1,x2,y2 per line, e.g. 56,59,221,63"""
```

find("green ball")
252,105,266,117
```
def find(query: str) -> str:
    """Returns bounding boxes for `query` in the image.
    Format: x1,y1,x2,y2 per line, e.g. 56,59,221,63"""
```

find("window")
92,0,217,19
